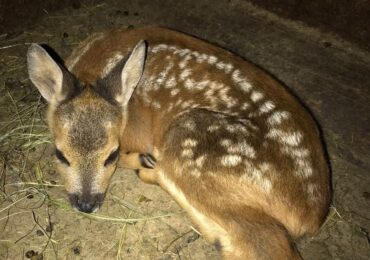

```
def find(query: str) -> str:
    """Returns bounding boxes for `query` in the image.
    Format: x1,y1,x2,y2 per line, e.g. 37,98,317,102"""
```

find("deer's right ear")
27,44,75,105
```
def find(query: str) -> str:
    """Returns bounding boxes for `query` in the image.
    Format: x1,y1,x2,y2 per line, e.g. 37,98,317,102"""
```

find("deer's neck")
120,97,155,153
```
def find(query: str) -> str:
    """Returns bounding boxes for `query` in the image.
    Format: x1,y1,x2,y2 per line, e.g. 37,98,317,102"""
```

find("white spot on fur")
221,155,242,167
182,149,194,158
179,55,192,68
232,69,242,82
232,69,253,92
239,81,253,92
240,162,273,192
267,129,303,146
191,169,202,177
221,139,256,158
195,155,206,168
216,62,226,70
174,99,183,107
241,102,250,110
194,79,210,91
168,46,179,52
208,56,218,65
216,61,233,73
218,87,238,108
151,44,168,53
207,125,220,132
182,120,196,131
184,78,196,89
191,51,200,58
196,53,209,63
183,160,195,168
307,183,317,197
182,138,198,147
224,63,234,73
220,139,232,147
267,111,290,126
296,159,313,177
284,132,303,146
281,146,313,178
171,88,180,96
152,101,161,109
250,91,264,102
165,76,177,89
251,167,272,192
175,48,191,57
156,62,174,85
259,162,272,172
181,101,194,109
225,124,248,134
180,68,192,81
259,101,275,114
166,102,174,112
282,147,310,158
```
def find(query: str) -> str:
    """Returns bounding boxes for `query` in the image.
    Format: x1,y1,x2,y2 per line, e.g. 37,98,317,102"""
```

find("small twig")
190,226,201,235
31,211,57,254
15,222,37,244
0,195,28,213
0,209,10,234
46,205,58,258
0,160,6,192
0,211,30,222
0,43,34,50
163,230,194,253
79,212,174,223
4,182,63,187
116,210,135,260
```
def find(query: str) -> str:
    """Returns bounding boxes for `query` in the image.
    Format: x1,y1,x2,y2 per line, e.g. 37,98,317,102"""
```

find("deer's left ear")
116,40,147,107
27,44,77,106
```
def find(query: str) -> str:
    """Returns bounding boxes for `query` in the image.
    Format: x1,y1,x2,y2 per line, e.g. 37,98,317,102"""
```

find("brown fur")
28,27,331,258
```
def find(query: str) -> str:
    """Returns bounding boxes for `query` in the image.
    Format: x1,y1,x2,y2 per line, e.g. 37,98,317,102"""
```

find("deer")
27,26,331,259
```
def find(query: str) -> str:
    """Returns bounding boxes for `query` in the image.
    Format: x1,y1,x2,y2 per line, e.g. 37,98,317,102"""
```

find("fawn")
27,26,331,259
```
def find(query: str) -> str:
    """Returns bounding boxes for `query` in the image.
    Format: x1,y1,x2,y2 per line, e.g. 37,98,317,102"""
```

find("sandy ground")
0,0,369,259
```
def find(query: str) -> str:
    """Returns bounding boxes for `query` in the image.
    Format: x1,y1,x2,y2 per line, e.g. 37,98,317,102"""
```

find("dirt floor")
0,0,369,259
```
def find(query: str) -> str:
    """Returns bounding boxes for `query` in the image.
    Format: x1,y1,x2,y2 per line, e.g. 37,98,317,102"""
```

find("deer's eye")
55,149,70,166
104,148,120,166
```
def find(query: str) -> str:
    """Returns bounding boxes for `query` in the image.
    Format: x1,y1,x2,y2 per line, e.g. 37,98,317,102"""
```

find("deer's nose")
76,197,98,213
69,193,105,213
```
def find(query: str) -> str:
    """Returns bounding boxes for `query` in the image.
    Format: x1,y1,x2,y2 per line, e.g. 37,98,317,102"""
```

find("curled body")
27,27,331,259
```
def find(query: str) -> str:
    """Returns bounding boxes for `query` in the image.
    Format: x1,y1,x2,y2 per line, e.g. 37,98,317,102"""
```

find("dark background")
1,0,369,51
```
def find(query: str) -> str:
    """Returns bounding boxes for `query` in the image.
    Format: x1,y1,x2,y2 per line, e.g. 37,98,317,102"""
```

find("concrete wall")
247,0,370,51
1,0,369,51
0,0,96,35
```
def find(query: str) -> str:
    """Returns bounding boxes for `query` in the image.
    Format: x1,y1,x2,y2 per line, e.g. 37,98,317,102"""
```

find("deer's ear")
27,44,77,105
115,40,146,107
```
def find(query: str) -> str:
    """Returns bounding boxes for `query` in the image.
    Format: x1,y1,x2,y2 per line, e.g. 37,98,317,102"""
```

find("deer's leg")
119,152,158,184
119,152,155,169
217,208,302,260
